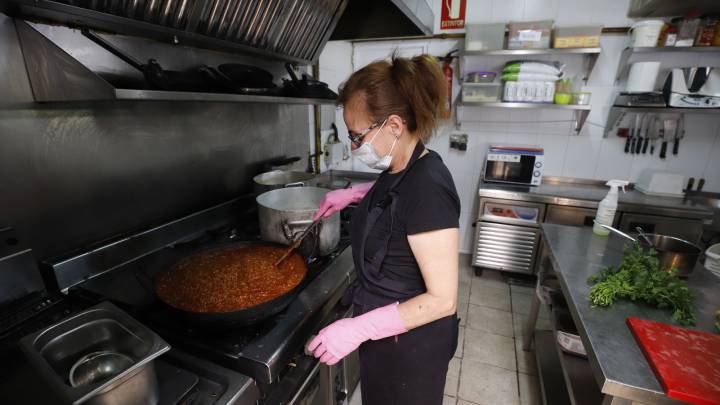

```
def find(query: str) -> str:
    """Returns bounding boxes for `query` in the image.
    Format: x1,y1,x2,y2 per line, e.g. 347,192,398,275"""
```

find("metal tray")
19,301,170,404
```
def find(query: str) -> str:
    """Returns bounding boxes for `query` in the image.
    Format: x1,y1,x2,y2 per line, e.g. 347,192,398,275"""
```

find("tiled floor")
348,254,550,405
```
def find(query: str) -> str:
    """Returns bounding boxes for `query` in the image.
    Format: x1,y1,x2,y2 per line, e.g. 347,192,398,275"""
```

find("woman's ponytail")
338,53,448,142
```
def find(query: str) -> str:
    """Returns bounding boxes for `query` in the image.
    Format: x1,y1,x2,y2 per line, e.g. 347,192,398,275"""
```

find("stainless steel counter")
538,223,720,404
314,172,714,221
479,180,713,221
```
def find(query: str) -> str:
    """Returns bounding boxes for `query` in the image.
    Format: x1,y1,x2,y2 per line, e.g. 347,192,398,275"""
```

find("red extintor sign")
440,0,466,30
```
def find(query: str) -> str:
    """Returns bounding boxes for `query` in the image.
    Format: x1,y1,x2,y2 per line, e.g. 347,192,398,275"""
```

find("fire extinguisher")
442,50,457,119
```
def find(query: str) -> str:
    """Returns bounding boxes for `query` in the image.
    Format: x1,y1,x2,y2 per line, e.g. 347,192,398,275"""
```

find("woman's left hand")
306,303,407,365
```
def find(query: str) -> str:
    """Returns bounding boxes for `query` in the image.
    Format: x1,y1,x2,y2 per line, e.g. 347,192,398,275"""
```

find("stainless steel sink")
20,301,169,405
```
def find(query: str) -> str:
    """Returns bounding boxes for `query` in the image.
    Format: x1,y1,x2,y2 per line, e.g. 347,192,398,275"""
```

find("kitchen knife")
673,115,685,155
651,116,661,155
631,114,642,155
624,113,634,154
641,114,650,154
635,113,644,154
660,119,676,160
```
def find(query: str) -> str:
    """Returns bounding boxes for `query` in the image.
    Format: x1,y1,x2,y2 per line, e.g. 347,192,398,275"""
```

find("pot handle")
284,181,306,188
282,219,316,241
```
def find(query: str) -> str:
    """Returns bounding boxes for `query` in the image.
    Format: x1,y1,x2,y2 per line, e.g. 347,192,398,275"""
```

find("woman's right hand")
313,182,374,220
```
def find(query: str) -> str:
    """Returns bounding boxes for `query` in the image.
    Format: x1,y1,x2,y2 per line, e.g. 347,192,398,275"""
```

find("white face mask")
351,119,398,171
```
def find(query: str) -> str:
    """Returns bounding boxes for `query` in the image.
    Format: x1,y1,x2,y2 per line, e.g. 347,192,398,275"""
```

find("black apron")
348,141,428,312
347,141,459,405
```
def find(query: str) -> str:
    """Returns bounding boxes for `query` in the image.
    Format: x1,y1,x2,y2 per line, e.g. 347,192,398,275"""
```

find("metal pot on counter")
257,187,339,256
253,170,316,194
639,234,702,277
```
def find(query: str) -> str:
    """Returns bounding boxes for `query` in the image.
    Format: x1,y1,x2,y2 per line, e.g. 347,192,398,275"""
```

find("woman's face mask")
351,119,398,171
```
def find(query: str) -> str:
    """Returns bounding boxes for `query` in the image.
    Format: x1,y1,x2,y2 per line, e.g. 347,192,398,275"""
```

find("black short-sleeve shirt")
361,149,461,295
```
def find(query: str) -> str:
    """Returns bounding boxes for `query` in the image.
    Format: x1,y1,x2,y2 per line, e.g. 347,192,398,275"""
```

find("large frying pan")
153,241,307,328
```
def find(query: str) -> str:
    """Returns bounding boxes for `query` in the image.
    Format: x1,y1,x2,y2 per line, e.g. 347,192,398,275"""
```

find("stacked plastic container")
501,62,563,103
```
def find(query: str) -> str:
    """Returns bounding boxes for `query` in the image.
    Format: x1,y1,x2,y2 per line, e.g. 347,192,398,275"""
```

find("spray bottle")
593,180,629,236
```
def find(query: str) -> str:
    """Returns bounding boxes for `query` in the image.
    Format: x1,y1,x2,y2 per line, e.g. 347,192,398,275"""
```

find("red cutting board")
627,317,720,405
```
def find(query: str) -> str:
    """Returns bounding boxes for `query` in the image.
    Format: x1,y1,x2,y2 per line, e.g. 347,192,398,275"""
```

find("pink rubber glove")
306,303,407,365
312,182,374,221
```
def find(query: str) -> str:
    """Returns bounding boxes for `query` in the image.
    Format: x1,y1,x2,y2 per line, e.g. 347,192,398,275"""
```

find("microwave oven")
483,145,544,186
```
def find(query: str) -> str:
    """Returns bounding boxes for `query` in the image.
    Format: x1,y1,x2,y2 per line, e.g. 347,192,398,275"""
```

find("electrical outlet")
450,133,468,151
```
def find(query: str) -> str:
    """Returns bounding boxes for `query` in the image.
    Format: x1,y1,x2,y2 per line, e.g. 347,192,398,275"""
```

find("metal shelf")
604,105,720,137
534,331,572,405
531,299,603,405
556,348,604,405
615,46,720,82
456,47,600,134
622,46,720,54
462,47,601,56
460,102,590,110
458,102,591,134
15,20,336,106
114,89,336,104
460,47,600,83
550,306,604,405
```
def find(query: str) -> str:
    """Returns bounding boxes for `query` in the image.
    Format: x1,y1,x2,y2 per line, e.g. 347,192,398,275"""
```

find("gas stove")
72,233,354,386
35,196,358,404
48,196,354,397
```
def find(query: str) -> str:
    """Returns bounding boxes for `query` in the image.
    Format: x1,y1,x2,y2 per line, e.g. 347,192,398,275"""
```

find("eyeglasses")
347,121,382,147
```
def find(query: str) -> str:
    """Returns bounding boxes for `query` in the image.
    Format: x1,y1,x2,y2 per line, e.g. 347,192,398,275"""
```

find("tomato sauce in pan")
155,245,306,313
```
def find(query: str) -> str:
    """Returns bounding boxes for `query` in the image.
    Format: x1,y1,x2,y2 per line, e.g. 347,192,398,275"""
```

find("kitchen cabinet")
545,205,597,228
472,198,544,275
474,180,712,275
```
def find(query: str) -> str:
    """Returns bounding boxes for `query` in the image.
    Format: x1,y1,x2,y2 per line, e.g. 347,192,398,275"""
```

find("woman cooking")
307,54,461,405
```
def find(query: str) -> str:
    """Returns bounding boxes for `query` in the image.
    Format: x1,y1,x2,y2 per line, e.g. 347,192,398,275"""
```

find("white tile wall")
318,0,720,252
317,41,354,172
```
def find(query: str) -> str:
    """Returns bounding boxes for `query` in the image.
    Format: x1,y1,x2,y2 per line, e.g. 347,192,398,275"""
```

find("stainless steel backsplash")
0,15,311,260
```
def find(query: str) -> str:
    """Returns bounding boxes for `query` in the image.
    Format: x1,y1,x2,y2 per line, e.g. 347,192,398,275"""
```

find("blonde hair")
338,54,447,143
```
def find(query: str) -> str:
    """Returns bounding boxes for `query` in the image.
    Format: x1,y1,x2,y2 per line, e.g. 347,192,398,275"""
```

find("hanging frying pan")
218,63,276,88
82,29,216,92
200,66,285,96
284,63,338,99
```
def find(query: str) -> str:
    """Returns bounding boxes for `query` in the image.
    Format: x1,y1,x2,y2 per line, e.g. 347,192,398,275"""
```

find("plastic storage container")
553,25,602,48
466,71,497,83
465,23,506,51
676,16,700,47
503,81,555,103
508,20,553,49
462,83,501,102
705,243,720,277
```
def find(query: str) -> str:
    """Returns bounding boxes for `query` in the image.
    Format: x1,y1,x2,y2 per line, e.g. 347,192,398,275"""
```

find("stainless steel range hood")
628,0,720,17
1,0,348,64
330,0,434,40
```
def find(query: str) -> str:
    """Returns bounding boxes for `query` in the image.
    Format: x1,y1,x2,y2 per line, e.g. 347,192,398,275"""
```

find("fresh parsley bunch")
587,243,696,326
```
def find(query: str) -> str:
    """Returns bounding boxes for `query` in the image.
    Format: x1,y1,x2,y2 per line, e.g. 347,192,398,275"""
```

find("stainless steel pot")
253,170,316,194
639,234,702,277
256,187,339,256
